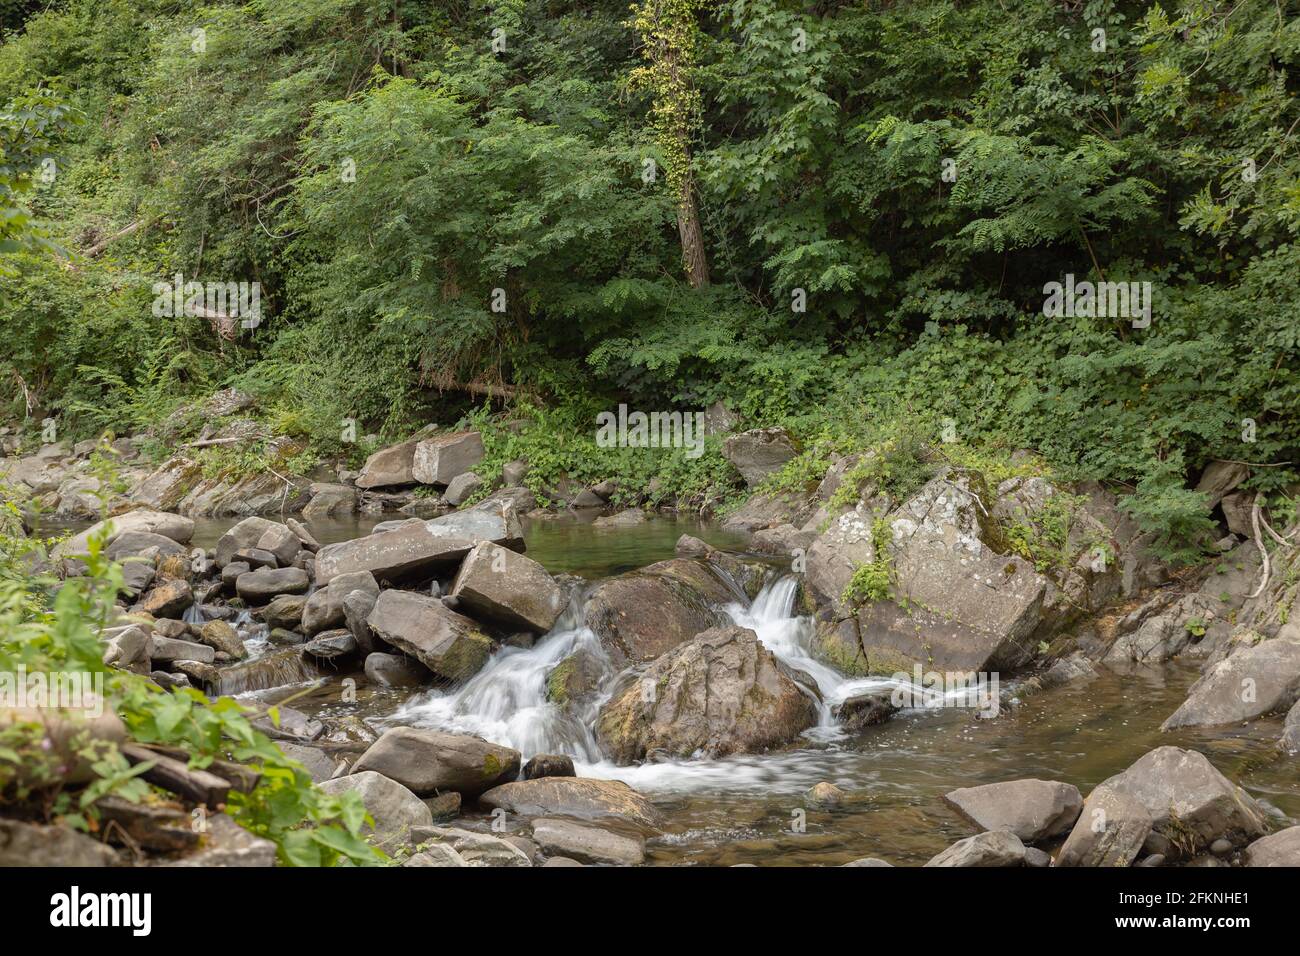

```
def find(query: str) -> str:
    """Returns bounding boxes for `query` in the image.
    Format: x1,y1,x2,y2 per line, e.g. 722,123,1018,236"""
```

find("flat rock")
943,779,1083,843
356,440,418,489
235,566,310,603
924,829,1027,867
1055,785,1152,867
532,817,645,866
1161,638,1300,730
478,778,663,831
0,818,120,866
412,431,484,486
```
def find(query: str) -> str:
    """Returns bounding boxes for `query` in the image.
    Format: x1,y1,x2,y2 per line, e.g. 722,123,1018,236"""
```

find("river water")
68,512,1300,864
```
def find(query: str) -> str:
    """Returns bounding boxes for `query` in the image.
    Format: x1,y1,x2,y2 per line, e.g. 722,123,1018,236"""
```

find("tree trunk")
677,168,710,288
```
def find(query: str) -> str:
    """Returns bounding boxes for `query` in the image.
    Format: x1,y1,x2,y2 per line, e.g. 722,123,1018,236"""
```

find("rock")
314,501,524,585
805,505,885,617
356,440,419,489
220,561,250,593
0,819,120,866
592,509,647,529
722,427,797,487
103,624,151,672
366,590,492,682
1136,853,1166,867
1195,461,1248,510
942,779,1083,843
1209,837,1233,856
583,558,734,666
449,541,567,634
571,489,605,508
147,634,215,664
232,546,278,570
1104,593,1218,664
1220,491,1254,537
278,742,340,783
752,523,816,556
286,518,320,552
171,659,220,687
203,387,255,417
843,857,894,867
198,620,245,659
235,567,310,603
130,457,203,511
1023,847,1052,868
160,813,276,867
318,771,432,851
544,856,584,867
806,782,845,808
302,482,357,519
364,652,429,687
412,431,485,486
106,530,186,561
924,830,1027,867
263,594,307,629
720,491,803,536
214,516,278,567
444,471,484,507
133,579,193,619
300,588,341,636
404,845,470,867
546,648,608,708
343,590,380,652
410,825,531,867
352,727,520,797
302,629,358,661
1040,653,1098,688
1100,746,1267,853
1282,700,1300,753
852,473,1051,674
595,625,819,762
479,778,663,831
1243,826,1300,866
1161,638,1300,730
832,693,898,731
532,818,645,866
523,754,576,780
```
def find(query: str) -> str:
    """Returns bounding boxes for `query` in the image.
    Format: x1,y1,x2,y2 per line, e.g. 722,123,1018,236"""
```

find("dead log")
121,744,232,808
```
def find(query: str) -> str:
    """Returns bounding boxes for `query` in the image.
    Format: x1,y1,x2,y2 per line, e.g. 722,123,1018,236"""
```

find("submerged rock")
595,624,819,762
478,778,663,831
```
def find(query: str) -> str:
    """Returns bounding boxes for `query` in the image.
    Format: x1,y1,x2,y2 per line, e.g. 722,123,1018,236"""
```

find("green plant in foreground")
842,518,896,608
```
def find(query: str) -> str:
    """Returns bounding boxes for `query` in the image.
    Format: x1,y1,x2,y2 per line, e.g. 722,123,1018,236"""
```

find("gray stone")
235,566,310,603
198,620,245,660
55,509,194,559
263,594,306,629
302,482,357,519
410,825,531,867
356,440,418,489
134,579,193,619
924,830,1027,867
532,818,644,866
450,541,567,634
160,813,276,867
523,754,576,780
302,628,358,661
364,652,429,687
1243,826,1300,866
1195,460,1248,510
1161,638,1300,730
444,471,484,507
411,431,485,486
214,516,278,567
255,524,301,566
479,777,663,831
842,857,894,867
0,818,120,866
366,590,492,682
1100,746,1267,853
942,779,1083,843
352,727,520,797
317,771,432,851
343,590,380,653
278,742,340,783
595,625,818,762
722,427,797,487
403,844,470,867
147,634,215,664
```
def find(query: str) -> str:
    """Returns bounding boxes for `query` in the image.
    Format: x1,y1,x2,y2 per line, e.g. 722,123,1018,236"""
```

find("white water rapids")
383,572,981,793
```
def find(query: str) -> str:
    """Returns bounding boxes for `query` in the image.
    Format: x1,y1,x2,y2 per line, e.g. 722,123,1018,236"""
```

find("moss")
545,657,576,705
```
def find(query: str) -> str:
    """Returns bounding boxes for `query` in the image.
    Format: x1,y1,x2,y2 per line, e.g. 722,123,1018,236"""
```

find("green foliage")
1119,461,1217,565
842,518,896,607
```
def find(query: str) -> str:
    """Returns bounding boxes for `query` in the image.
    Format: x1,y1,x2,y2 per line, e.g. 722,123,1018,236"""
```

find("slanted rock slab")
943,779,1083,843
352,727,520,797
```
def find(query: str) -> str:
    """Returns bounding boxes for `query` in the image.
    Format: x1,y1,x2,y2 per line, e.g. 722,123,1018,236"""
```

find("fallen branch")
83,218,153,258
120,743,231,809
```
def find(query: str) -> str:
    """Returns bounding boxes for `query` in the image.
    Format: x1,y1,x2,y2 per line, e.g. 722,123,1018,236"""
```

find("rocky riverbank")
2,411,1298,867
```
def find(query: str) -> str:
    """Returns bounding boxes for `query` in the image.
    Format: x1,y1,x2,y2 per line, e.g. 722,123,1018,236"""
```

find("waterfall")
182,602,206,625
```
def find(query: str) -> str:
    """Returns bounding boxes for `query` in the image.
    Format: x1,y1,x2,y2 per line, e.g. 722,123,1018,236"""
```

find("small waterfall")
217,647,321,695
182,602,206,626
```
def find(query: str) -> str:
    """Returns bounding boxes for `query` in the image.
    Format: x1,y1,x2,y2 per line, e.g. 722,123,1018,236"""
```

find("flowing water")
56,511,1300,864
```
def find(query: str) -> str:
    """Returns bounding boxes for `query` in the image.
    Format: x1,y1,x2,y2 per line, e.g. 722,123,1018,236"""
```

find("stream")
62,512,1300,865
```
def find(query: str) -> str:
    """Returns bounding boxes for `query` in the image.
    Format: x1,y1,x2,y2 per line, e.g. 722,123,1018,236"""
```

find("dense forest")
2,0,1297,552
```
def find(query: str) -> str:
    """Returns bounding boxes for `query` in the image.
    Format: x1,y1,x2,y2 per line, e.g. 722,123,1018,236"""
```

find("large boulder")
531,818,645,866
355,440,418,489
131,457,204,511
412,430,484,486
1161,638,1300,730
924,830,1027,867
595,625,819,762
1099,747,1267,853
134,579,193,619
352,727,520,797
1194,460,1248,510
805,505,884,618
722,427,797,487
313,501,523,586
366,590,492,682
55,509,194,558
583,558,735,666
942,779,1083,843
478,778,663,831
849,473,1050,674
449,541,567,634
410,825,532,867
1243,826,1300,867
317,771,431,851
1055,784,1152,867
0,819,120,866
